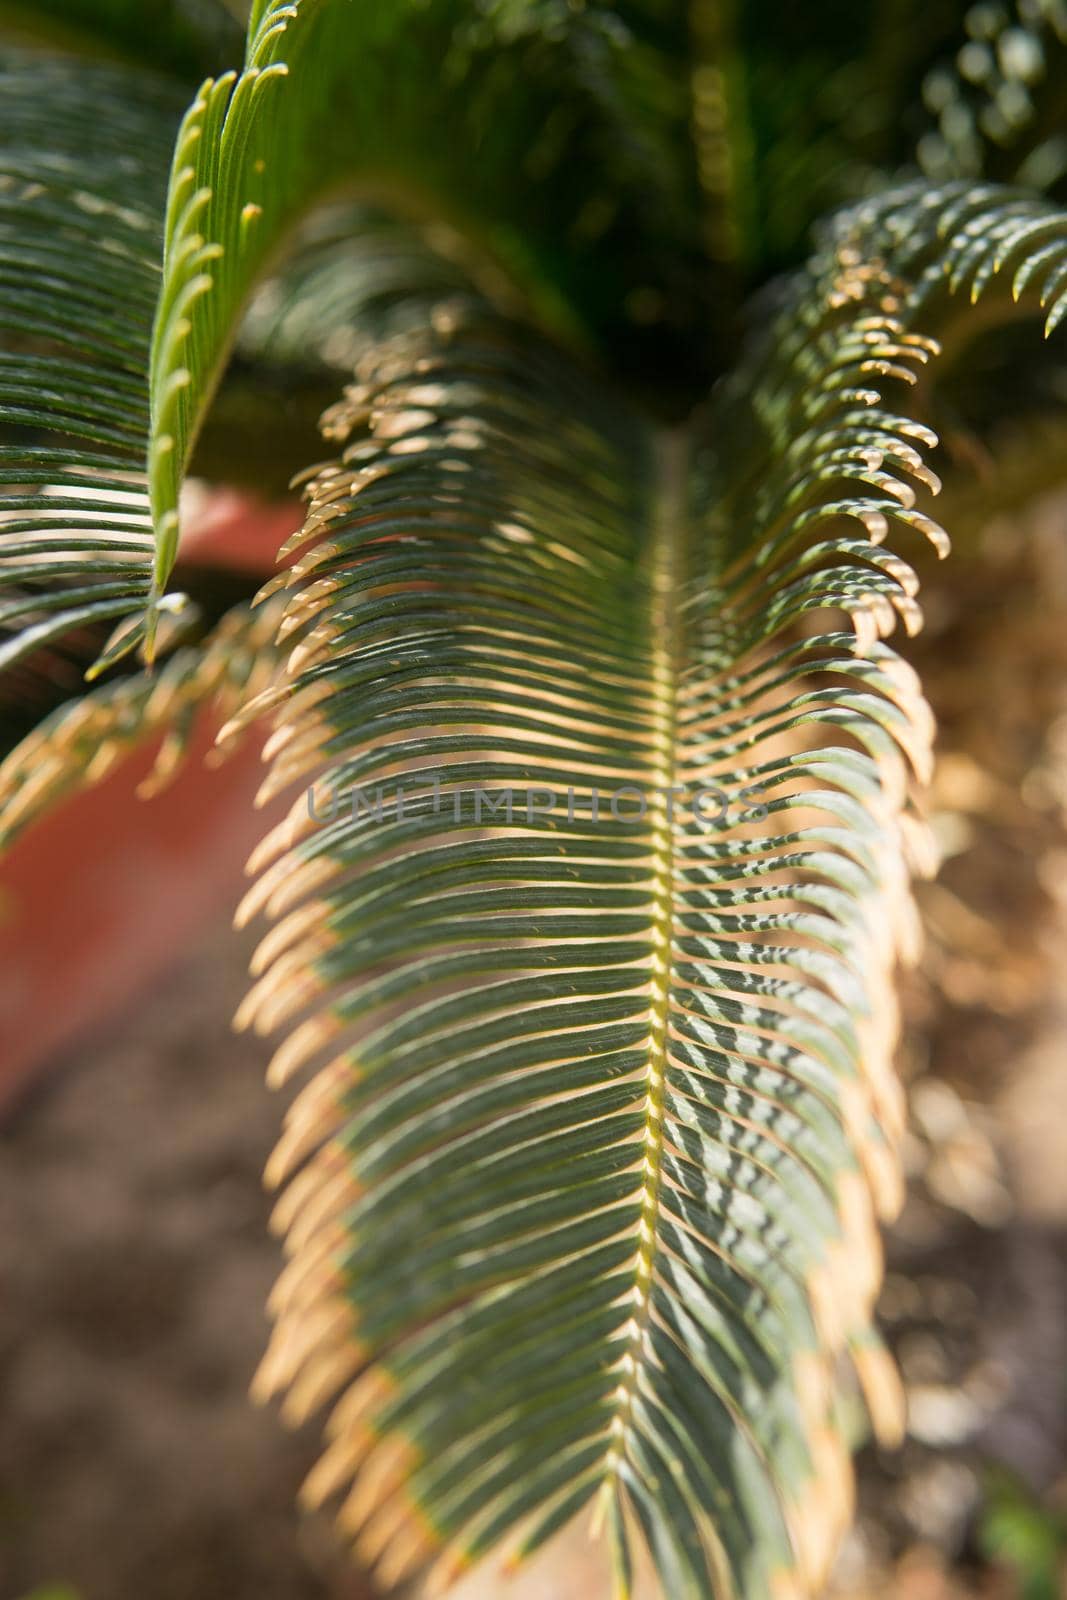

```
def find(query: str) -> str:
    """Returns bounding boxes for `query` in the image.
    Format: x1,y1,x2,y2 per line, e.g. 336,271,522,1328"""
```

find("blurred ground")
834,490,1067,1599
0,918,366,1600
2,497,1067,1600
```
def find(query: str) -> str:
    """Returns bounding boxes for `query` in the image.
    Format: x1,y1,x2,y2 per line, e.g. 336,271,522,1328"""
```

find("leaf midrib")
603,428,689,1492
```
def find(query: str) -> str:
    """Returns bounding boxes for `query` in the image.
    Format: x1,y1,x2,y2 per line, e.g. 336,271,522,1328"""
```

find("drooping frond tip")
0,597,284,849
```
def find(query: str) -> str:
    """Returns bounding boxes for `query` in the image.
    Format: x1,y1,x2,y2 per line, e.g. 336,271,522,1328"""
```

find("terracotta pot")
0,492,301,1112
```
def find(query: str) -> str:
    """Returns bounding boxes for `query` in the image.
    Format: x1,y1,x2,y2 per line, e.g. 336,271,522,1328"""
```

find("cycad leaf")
238,178,1067,1596
144,0,709,613
234,250,952,1598
0,51,183,679
0,594,282,849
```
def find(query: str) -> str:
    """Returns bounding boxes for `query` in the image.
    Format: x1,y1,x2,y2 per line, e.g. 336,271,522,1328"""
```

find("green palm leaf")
227,175,1067,1595
0,594,282,847
142,0,712,615
231,254,934,1600
140,0,1067,622
0,51,183,680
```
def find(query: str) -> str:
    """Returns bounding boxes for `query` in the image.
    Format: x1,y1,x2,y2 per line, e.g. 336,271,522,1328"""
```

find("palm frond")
0,593,281,847
0,51,183,680
143,0,711,615
233,176,1067,1597
875,178,1067,336
229,227,956,1595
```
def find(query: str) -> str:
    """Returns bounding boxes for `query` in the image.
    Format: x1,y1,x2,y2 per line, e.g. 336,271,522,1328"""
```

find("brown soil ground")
0,918,370,1600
